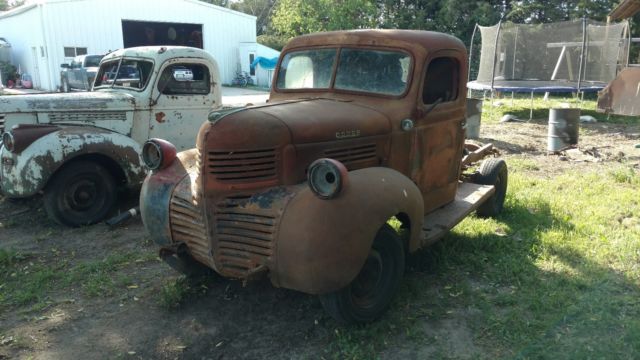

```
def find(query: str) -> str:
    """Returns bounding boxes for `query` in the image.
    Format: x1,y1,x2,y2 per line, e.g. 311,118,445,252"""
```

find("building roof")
610,0,640,21
0,0,255,20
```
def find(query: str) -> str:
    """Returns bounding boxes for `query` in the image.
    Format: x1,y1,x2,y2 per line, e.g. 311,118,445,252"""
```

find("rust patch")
597,67,640,116
155,112,166,123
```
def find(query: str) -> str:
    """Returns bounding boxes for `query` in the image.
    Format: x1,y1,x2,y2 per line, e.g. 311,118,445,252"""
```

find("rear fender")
0,126,145,197
273,167,424,294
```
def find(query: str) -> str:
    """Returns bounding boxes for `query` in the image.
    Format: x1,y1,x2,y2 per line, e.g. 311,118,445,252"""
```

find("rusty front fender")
273,167,424,295
140,148,199,247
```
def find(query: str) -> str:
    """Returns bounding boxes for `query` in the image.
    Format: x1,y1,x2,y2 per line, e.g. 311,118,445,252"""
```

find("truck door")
149,61,216,151
412,51,466,213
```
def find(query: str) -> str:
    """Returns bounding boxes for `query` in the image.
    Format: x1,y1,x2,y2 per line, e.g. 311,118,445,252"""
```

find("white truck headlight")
2,132,15,152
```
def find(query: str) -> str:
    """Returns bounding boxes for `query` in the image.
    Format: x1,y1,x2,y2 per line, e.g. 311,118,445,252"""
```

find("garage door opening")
122,20,203,49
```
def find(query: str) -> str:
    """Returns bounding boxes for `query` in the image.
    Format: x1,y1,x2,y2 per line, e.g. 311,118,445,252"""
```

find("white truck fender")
0,126,146,197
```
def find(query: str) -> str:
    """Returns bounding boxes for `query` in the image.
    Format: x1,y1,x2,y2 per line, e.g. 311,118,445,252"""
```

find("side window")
158,63,210,95
423,57,459,104
64,47,76,57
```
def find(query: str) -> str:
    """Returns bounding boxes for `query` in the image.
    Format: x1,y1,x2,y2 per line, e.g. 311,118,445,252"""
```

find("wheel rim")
350,250,385,309
62,174,105,213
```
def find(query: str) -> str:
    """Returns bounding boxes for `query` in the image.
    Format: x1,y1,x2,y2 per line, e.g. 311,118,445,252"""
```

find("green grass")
0,250,155,312
479,95,637,125
323,164,640,359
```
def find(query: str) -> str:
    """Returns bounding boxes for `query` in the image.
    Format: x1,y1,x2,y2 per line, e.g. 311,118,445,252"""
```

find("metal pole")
490,19,503,93
626,21,632,67
489,19,504,122
467,24,479,97
577,17,587,94
512,26,518,79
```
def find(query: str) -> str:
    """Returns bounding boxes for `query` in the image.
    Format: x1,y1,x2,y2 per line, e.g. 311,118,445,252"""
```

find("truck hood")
243,98,391,144
0,91,137,114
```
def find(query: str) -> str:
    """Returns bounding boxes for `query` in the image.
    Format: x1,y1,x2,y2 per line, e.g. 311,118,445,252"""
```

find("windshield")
84,55,103,68
94,58,154,90
276,48,411,96
276,49,336,89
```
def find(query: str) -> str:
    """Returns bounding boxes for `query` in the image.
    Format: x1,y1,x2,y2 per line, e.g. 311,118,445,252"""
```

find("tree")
199,0,231,8
231,0,276,35
271,0,377,38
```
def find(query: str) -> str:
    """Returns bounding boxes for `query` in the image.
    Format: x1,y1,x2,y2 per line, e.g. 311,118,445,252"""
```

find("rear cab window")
157,63,210,95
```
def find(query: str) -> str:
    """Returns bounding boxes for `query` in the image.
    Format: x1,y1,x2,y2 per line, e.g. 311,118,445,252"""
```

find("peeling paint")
0,46,223,198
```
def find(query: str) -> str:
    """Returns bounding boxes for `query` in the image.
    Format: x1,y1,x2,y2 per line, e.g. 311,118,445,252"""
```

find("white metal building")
0,0,266,90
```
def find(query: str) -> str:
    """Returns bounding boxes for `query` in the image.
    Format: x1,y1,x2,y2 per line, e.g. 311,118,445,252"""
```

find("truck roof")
282,29,466,55
101,46,217,65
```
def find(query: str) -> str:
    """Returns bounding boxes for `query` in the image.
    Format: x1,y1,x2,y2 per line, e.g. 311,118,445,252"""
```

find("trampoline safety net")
468,19,629,93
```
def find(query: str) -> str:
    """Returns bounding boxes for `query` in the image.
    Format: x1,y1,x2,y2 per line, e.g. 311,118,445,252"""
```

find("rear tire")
473,158,508,217
43,161,117,226
61,79,70,93
319,224,404,324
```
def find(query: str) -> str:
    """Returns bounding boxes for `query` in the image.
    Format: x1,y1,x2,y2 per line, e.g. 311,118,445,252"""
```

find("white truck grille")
48,112,127,122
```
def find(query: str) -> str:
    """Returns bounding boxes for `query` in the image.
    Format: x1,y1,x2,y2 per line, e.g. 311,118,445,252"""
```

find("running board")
421,183,495,245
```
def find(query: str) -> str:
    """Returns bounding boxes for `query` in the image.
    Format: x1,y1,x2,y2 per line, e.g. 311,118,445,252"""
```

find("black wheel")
473,158,508,217
43,161,117,226
61,79,70,93
320,224,405,324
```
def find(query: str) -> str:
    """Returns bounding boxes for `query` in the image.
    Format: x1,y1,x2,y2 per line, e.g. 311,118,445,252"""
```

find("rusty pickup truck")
139,30,508,324
0,46,221,226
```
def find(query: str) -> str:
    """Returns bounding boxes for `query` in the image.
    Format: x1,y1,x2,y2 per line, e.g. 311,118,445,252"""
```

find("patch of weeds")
159,277,193,309
609,166,640,186
68,252,140,297
1,250,149,312
508,157,540,172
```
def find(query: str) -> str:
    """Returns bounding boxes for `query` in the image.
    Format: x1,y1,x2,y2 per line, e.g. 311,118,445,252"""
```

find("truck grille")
325,143,378,169
207,148,277,183
169,192,209,264
0,114,5,134
214,195,276,275
48,111,127,122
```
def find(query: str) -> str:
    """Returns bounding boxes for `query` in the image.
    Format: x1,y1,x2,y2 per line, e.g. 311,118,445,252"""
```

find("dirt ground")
1,117,639,360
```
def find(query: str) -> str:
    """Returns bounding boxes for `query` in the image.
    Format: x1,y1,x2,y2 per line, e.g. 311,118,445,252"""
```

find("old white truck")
0,46,222,226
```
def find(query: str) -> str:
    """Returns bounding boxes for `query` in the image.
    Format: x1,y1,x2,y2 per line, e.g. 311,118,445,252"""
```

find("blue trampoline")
467,20,630,97
467,80,608,93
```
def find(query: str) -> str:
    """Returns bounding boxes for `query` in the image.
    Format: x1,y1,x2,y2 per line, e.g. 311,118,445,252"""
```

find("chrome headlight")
2,131,14,152
307,158,348,199
142,138,177,171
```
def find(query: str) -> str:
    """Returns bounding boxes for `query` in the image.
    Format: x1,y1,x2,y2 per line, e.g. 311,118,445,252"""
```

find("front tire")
61,78,70,93
43,161,117,226
473,158,508,217
320,224,405,324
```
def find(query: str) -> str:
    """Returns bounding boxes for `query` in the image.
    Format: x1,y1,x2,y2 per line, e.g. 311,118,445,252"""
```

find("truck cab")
139,30,508,324
0,46,221,226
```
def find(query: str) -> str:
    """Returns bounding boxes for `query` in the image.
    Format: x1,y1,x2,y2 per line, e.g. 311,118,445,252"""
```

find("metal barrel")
548,108,580,152
465,98,483,139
